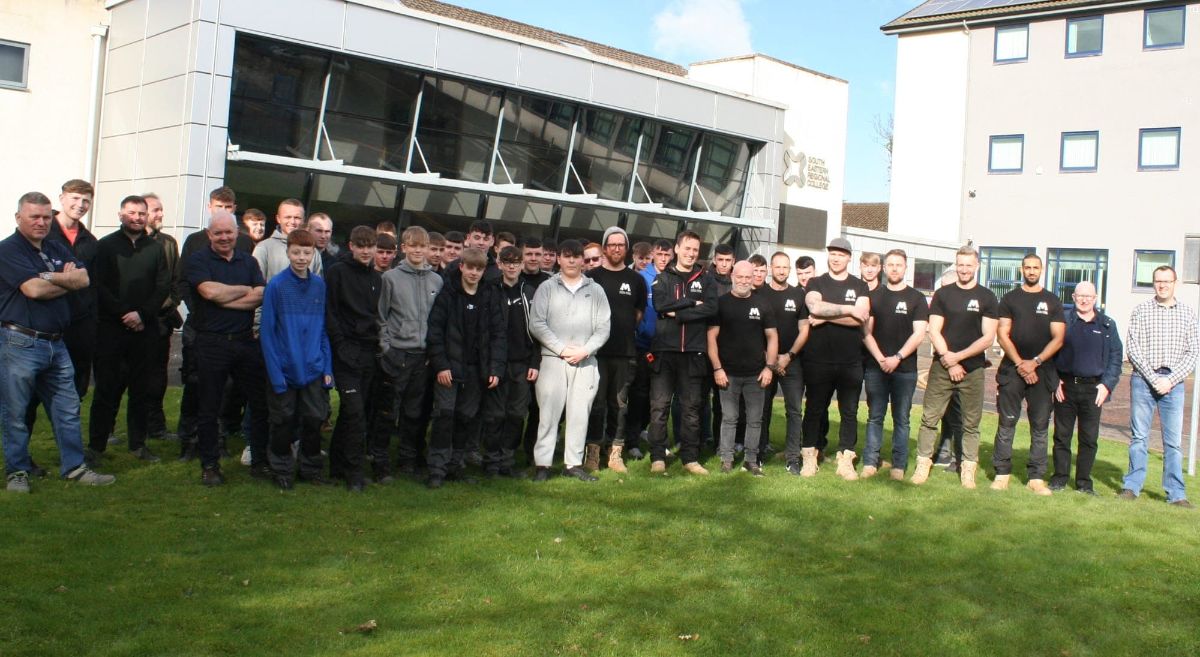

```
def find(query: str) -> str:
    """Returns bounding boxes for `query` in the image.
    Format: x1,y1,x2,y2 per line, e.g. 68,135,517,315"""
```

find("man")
859,252,881,291
709,261,777,475
801,237,870,479
325,226,382,491
444,221,500,285
990,254,1065,495
761,251,809,475
862,250,928,480
520,237,550,288
494,231,516,256
583,242,603,273
142,192,182,441
87,195,170,465
748,254,768,290
583,227,646,473
911,246,998,488
485,246,539,477
375,221,397,238
442,231,464,265
632,242,653,272
1050,281,1122,496
795,255,816,288
710,244,735,296
648,231,718,475
260,229,333,489
374,233,397,272
528,239,611,482
307,212,339,271
242,209,267,244
624,239,674,457
2,192,115,492
427,231,446,272
540,239,558,274
184,212,270,486
1121,265,1199,507
425,248,506,488
254,199,322,281
372,226,443,480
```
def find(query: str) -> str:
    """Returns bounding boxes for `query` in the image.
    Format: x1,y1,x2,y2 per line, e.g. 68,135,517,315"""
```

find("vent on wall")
778,203,827,249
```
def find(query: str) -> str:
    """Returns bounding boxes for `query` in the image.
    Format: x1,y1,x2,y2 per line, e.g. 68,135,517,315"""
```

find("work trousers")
145,326,173,437
623,350,652,447
762,362,804,461
718,376,765,463
194,333,268,470
992,364,1055,478
88,322,152,453
369,349,430,476
328,340,377,482
427,365,484,477
648,351,707,464
267,378,328,479
802,360,863,452
482,361,533,472
916,361,984,462
586,355,637,448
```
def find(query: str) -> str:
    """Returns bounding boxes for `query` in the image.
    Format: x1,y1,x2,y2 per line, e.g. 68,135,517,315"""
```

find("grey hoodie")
378,258,443,352
253,228,323,281
528,273,611,360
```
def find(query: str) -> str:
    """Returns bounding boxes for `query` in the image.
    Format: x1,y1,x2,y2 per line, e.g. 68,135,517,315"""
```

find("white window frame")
994,24,1029,63
0,39,30,90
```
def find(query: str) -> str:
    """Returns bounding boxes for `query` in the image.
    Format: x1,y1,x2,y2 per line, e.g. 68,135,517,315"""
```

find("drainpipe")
84,24,109,206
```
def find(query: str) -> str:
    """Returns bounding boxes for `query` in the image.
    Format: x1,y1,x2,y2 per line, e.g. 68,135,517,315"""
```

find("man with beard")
761,251,809,475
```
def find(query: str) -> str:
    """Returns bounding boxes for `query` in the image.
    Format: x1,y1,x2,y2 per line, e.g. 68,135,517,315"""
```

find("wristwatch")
1033,356,1042,365
39,272,53,281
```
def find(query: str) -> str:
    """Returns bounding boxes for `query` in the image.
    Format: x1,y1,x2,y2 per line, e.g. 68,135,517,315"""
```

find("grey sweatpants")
533,355,599,468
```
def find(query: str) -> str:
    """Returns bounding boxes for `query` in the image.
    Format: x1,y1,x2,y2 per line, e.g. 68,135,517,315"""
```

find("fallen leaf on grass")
241,579,250,587
677,634,700,641
554,537,563,543
339,619,378,635
859,635,871,644
54,585,68,593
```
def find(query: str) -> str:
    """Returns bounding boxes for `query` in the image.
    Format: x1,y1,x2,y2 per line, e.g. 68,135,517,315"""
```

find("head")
142,192,164,231
883,249,908,286
674,231,702,270
498,245,522,284
207,186,236,215
443,231,464,263
541,239,558,271
14,192,55,243
795,255,816,287
207,211,239,257
1152,265,1177,304
242,208,267,242
712,244,735,277
459,247,488,287
307,213,333,250
494,231,515,255
118,195,148,236
557,239,584,279
859,252,881,284
59,179,94,223
466,220,494,251
427,231,445,267
401,225,429,267
375,221,397,238
731,261,756,297
583,242,603,271
286,229,316,276
632,242,652,271
348,225,377,267
748,254,768,288
275,199,305,236
1072,281,1098,314
521,236,543,274
602,227,629,269
826,242,851,276
374,233,398,271
770,251,791,286
652,239,674,272
954,245,979,286
1020,253,1043,287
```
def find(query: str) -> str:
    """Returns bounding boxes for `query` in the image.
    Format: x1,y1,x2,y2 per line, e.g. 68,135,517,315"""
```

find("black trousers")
369,349,430,476
87,322,152,453
428,366,484,477
144,327,172,436
328,340,377,481
586,356,637,447
482,361,533,472
176,323,199,444
649,351,707,463
992,364,1054,478
623,350,653,446
26,317,95,431
802,360,863,452
267,378,328,478
1051,378,1103,491
194,333,268,470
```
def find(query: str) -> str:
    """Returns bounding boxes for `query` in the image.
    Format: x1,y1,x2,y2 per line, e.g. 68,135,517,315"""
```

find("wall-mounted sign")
782,149,830,191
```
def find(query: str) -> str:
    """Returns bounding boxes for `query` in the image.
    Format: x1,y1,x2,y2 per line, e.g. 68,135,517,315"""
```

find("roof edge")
880,0,1160,34
689,53,848,84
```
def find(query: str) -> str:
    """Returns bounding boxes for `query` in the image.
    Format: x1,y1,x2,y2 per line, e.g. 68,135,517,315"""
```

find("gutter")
881,0,1169,35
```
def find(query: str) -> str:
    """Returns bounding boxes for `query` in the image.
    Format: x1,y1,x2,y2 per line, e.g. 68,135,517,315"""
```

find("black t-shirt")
868,285,930,373
998,287,1066,367
929,283,999,372
713,292,777,376
760,284,808,354
587,266,647,358
502,281,533,365
803,274,870,364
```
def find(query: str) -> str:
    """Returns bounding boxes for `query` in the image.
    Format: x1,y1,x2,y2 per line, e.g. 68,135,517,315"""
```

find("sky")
452,0,917,202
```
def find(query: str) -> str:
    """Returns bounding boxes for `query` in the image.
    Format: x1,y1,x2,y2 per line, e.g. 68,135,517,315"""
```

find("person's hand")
1054,381,1065,403
775,352,792,375
948,364,966,382
560,346,588,365
526,368,538,383
940,351,962,369
1021,370,1039,386
1016,359,1038,378
713,369,729,388
487,375,499,389
809,317,825,327
324,374,333,387
880,355,900,374
1094,384,1109,407
437,369,453,387
62,262,76,273
851,305,869,323
758,367,773,387
121,311,142,330
1153,377,1173,396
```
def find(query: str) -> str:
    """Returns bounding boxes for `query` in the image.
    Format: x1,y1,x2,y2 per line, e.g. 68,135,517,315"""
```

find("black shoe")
178,442,198,462
249,462,273,481
533,467,552,482
1077,488,1097,497
946,460,960,473
376,474,395,485
274,474,294,490
563,466,598,482
785,460,802,476
626,447,645,460
131,446,161,463
299,473,333,486
497,467,527,479
464,451,483,467
28,459,47,479
1048,478,1067,491
84,447,104,468
107,433,123,446
201,466,225,487
396,461,418,476
743,461,765,477
346,477,367,493
426,475,444,489
444,470,478,484
1117,489,1137,501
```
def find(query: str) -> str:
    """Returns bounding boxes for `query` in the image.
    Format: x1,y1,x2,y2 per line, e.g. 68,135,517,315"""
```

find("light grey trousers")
534,355,599,468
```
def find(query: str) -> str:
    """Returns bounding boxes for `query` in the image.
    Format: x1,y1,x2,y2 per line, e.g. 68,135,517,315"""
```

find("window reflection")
322,57,422,170
229,36,330,158
415,77,503,182
497,94,574,190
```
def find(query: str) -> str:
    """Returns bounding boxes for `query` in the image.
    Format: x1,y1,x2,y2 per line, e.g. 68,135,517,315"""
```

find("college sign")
782,148,830,191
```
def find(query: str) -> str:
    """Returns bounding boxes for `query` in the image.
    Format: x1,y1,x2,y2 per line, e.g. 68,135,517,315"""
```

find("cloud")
652,0,753,62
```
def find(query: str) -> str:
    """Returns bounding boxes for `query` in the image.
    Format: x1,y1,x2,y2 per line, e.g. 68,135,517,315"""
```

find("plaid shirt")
1127,297,1199,387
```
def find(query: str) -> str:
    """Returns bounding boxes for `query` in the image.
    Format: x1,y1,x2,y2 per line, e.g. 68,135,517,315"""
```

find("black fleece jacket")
324,258,382,348
92,228,171,328
427,269,506,381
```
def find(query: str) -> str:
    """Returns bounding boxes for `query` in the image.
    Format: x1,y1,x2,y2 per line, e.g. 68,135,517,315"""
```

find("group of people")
3,182,1196,507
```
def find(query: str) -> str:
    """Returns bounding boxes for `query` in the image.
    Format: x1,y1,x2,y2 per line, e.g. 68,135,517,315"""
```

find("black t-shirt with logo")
929,283,999,372
803,273,870,365
713,292,777,377
461,290,479,365
588,266,647,358
868,285,930,373
998,287,1066,367
760,284,809,354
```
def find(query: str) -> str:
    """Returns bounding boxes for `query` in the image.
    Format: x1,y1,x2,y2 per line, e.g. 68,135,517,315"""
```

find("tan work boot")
835,450,859,481
910,456,933,485
650,460,667,474
607,445,627,473
800,447,819,477
583,444,601,472
682,461,709,475
861,465,878,479
959,460,977,489
889,467,905,481
1027,478,1053,496
990,474,1011,491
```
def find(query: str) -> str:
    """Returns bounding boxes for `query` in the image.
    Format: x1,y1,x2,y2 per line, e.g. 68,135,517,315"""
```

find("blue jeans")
863,367,917,469
1123,374,1187,502
0,328,86,476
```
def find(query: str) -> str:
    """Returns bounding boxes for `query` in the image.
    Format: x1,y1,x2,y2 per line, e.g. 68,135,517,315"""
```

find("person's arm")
1038,321,1066,362
1167,312,1200,388
92,242,122,317
675,275,719,322
949,316,998,363
376,274,394,353
1125,308,1157,382
196,281,252,304
20,277,71,300
760,327,778,386
1100,318,1123,396
580,289,612,357
707,325,727,388
259,284,287,394
996,317,1022,364
806,290,867,322
863,316,887,363
142,247,172,325
221,286,263,310
527,285,565,357
928,313,950,356
323,268,345,350
426,290,453,378
487,290,508,382
652,274,692,315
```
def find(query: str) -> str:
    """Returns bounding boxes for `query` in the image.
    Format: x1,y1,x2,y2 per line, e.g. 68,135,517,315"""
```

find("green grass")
3,389,1199,656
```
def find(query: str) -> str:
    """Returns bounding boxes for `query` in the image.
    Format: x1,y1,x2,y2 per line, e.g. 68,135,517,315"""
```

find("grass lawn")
3,388,1199,656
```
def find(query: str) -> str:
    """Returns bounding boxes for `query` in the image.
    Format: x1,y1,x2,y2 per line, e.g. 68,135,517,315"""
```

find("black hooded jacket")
427,268,507,381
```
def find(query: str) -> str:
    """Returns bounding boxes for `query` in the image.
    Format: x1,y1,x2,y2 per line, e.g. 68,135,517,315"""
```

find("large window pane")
1139,128,1181,169
222,162,311,233
0,40,29,88
641,122,700,210
1145,6,1186,48
402,187,481,236
914,259,953,293
1048,248,1108,307
482,196,553,240
695,134,754,216
322,57,422,170
229,36,330,158
558,206,620,245
1066,16,1103,56
308,173,400,245
1061,131,1098,171
414,77,503,182
979,246,1033,298
1133,250,1174,289
989,135,1024,173
626,213,682,247
496,94,575,191
994,25,1028,62
571,109,645,201
685,220,738,260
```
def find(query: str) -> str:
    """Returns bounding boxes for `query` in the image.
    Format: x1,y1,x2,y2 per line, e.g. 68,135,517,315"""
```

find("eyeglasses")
604,242,626,249
584,256,601,264
500,260,522,266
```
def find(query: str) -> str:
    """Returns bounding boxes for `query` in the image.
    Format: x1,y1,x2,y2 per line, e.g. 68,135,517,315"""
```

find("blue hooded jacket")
634,264,659,351
261,267,333,394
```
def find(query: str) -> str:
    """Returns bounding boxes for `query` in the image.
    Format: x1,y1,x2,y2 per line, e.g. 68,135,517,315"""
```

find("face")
732,263,755,296
522,246,542,274
633,250,652,272
443,241,463,262
675,237,700,269
145,196,164,231
427,243,444,267
244,218,266,242
1021,257,1043,286
827,250,850,275
15,202,54,242
796,265,815,287
287,244,314,273
713,253,734,276
860,259,881,283
499,258,522,283
653,247,673,272
59,192,92,222
309,218,332,249
374,247,396,271
349,242,376,267
208,197,235,216
752,263,767,288
461,263,485,287
466,230,493,251
1153,270,1176,303
276,203,305,236
583,246,603,271
541,249,557,271
604,234,628,267
884,255,907,285
119,201,148,234
559,249,583,278
1071,284,1097,313
955,253,979,285
402,240,427,267
770,256,791,286
495,239,514,254
207,216,238,256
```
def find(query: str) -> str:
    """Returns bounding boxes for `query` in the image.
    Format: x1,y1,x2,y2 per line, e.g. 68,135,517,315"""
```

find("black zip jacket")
46,218,98,323
92,228,171,328
651,263,718,353
502,278,539,371
427,269,507,381
149,228,183,331
324,258,382,348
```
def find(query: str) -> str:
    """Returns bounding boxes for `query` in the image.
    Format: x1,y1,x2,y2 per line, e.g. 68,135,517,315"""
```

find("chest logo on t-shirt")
467,303,476,310
844,290,857,302
895,301,909,314
748,307,761,320
784,299,797,312
966,299,980,312
508,297,523,307
619,282,633,296
1036,301,1049,315
690,280,704,293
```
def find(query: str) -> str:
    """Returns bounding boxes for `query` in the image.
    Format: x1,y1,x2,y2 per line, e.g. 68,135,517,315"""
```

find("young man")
648,231,718,475
372,225,443,480
485,246,540,477
582,242,603,272
801,238,870,479
520,237,550,287
862,250,928,480
87,196,171,465
528,239,611,482
632,242,653,272
709,261,777,475
142,193,183,442
447,221,501,287
425,247,506,488
325,226,382,491
374,232,397,272
748,254,768,290
991,254,1065,495
374,221,397,239
442,231,464,265
260,229,333,489
795,255,816,288
709,244,735,296
624,239,675,457
494,231,516,256
427,231,446,271
254,199,322,280
241,209,267,244
2,192,114,493
540,239,558,274
859,252,881,291
762,251,809,475
583,227,646,473
307,212,339,271
911,246,998,488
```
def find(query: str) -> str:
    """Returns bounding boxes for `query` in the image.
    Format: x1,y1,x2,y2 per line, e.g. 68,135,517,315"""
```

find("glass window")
1060,131,1099,171
989,135,1024,173
558,206,620,245
321,57,422,171
695,134,755,216
497,94,576,191
994,24,1029,62
229,35,331,159
571,109,647,202
979,247,1033,298
1066,16,1104,56
1145,6,1186,49
641,121,700,210
914,259,953,293
1133,250,1175,289
482,196,553,240
1139,128,1181,170
308,173,401,245
221,162,311,235
685,220,738,259
0,39,30,89
625,213,683,248
1047,248,1108,307
414,76,503,182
